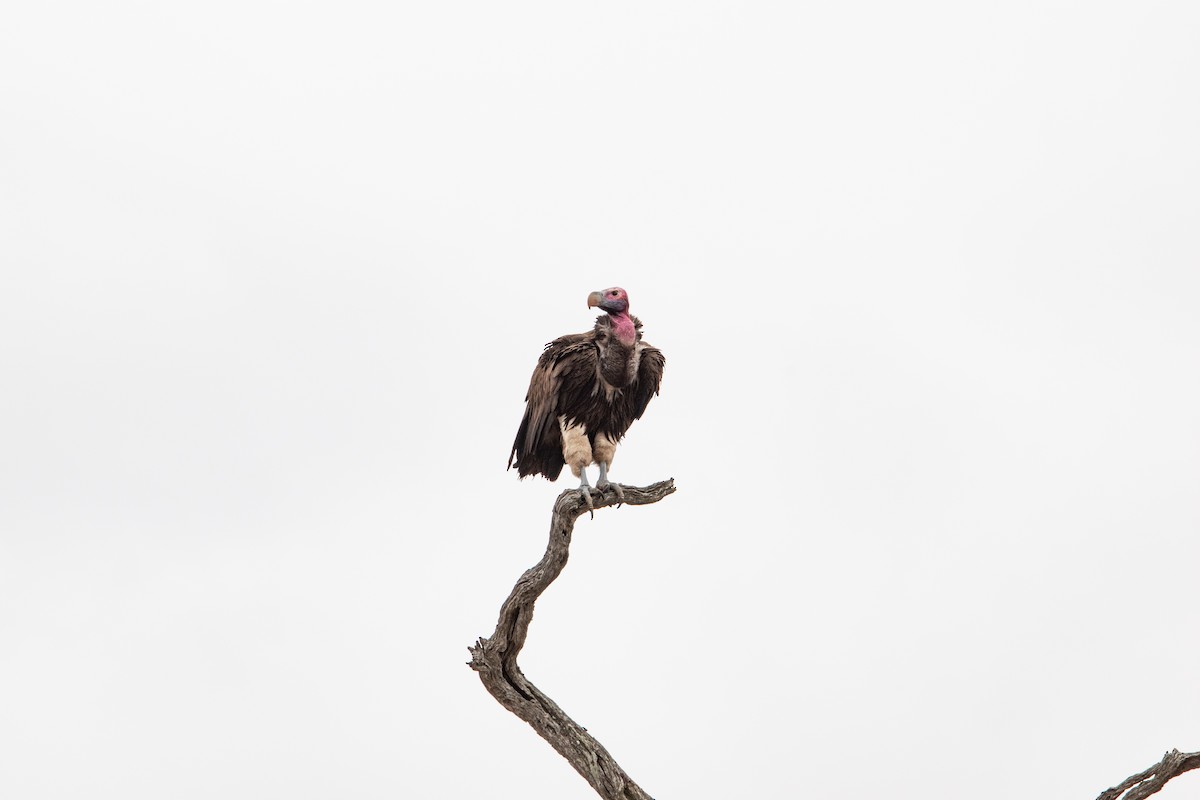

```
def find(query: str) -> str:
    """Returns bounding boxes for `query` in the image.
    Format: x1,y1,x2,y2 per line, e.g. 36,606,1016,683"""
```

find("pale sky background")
2,2,1199,798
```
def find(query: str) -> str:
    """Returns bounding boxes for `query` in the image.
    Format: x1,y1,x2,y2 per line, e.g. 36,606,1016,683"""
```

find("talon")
600,482,628,506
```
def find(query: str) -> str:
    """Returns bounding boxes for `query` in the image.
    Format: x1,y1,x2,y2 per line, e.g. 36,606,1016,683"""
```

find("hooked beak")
587,291,603,309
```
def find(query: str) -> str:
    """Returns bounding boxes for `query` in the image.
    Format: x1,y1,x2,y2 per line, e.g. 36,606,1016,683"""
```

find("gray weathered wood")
468,479,676,800
472,475,1193,799
1097,749,1200,800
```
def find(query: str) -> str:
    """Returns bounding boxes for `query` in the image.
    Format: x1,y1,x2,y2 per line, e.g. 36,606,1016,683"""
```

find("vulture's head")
588,287,630,315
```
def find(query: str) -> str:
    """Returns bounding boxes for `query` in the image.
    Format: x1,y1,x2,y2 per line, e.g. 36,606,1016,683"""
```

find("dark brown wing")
508,332,599,480
628,341,665,421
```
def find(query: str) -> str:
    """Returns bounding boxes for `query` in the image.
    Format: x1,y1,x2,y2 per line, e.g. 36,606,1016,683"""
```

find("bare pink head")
587,287,636,344
587,287,630,314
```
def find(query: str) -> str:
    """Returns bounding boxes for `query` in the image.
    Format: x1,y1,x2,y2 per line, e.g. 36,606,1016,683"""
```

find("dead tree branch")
468,479,676,800
1097,749,1200,800
471,476,1193,799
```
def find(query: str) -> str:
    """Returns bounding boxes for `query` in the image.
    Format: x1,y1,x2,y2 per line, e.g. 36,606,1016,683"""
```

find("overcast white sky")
2,2,1199,798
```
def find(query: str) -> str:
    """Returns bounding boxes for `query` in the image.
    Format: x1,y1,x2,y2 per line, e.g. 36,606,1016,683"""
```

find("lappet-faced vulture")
508,287,665,508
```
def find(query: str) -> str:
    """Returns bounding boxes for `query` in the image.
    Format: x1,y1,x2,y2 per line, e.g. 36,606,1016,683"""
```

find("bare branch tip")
1099,747,1200,800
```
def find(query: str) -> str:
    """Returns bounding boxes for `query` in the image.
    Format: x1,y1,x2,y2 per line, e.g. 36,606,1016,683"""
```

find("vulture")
509,287,665,507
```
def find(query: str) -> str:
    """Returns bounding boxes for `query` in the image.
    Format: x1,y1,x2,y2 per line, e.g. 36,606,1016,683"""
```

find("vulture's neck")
599,312,640,388
608,312,637,347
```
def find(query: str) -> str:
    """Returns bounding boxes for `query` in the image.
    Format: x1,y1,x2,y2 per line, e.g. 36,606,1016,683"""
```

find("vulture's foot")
596,462,623,507
598,480,625,507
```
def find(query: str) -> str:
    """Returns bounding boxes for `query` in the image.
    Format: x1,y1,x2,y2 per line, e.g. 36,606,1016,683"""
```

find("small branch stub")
469,479,676,800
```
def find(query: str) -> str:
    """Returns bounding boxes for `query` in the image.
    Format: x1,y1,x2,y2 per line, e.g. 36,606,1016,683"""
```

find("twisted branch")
1098,749,1200,800
470,476,1192,799
468,479,676,800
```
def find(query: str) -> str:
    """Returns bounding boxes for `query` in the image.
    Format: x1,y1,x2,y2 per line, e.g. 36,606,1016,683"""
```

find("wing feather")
629,341,665,420
509,333,599,479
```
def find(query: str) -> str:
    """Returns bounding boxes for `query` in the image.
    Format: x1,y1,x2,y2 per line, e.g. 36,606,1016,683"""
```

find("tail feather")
509,417,565,480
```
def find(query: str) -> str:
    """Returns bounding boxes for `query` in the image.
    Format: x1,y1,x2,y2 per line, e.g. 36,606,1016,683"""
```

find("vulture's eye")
609,290,619,296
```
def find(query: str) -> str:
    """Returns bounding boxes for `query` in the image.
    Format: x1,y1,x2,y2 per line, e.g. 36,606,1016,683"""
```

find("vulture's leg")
593,434,625,506
596,462,625,506
576,470,594,516
560,417,596,516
